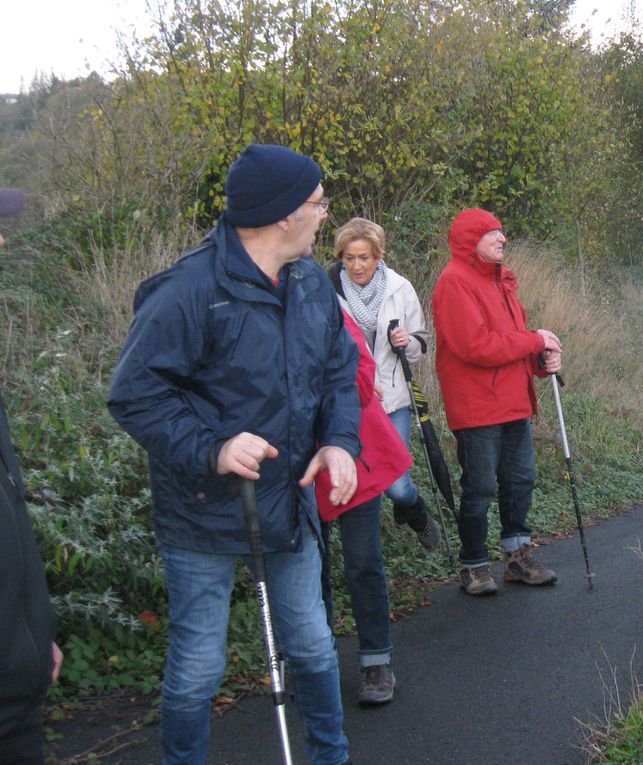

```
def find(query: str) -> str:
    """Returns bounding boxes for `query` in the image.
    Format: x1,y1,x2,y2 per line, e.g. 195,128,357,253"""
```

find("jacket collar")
207,218,279,289
208,218,317,302
453,249,518,292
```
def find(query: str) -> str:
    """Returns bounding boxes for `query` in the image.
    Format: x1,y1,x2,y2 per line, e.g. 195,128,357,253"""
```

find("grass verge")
577,647,643,765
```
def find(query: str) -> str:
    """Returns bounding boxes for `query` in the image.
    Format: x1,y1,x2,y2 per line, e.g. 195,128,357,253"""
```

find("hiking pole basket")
550,374,595,589
388,320,456,567
240,478,294,764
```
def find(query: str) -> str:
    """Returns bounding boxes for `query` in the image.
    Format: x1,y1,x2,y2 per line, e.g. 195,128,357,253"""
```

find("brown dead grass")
76,230,641,425
81,225,195,343
509,239,641,418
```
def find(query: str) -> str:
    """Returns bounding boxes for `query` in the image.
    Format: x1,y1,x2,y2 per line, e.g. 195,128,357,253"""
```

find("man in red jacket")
432,209,562,596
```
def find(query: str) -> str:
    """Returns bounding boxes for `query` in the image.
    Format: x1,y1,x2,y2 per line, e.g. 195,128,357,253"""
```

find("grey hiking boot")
503,544,557,585
460,564,498,596
411,515,442,551
393,496,441,552
358,664,396,705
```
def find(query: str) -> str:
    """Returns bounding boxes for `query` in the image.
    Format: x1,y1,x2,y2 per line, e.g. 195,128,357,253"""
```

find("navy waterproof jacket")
108,219,361,555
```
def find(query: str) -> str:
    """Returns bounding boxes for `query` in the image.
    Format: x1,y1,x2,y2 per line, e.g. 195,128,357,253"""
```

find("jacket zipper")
494,261,539,412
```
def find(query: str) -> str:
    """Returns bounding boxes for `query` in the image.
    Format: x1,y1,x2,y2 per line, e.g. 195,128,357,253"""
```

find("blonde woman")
328,217,440,551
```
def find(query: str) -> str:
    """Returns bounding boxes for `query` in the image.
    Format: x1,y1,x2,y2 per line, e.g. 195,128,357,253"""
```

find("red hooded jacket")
315,312,413,521
431,209,546,431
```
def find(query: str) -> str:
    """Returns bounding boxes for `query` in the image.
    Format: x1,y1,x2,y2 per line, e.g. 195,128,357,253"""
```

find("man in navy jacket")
109,145,361,765
0,188,63,765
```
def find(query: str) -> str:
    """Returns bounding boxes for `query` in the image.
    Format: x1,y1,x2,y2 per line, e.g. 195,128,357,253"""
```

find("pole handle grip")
387,318,413,382
240,478,267,582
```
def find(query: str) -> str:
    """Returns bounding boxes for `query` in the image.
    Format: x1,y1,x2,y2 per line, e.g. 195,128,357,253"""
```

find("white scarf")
340,261,388,348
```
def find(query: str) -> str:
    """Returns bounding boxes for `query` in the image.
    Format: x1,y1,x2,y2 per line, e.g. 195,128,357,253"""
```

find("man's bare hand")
536,329,562,353
217,432,279,480
542,349,562,374
51,642,63,684
299,446,357,506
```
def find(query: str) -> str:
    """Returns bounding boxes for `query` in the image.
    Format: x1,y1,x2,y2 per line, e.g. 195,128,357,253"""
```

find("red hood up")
448,208,503,263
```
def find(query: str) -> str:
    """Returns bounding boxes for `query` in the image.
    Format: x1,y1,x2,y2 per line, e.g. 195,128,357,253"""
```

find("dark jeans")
0,706,44,765
454,419,535,566
321,496,392,667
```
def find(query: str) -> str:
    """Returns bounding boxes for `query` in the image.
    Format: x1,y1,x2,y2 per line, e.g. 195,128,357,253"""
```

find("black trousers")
0,706,44,765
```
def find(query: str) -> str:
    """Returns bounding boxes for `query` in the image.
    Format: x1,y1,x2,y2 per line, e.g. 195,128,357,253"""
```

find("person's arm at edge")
300,298,361,505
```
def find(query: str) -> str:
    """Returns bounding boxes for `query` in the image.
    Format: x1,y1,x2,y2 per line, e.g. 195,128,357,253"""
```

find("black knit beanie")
224,144,322,227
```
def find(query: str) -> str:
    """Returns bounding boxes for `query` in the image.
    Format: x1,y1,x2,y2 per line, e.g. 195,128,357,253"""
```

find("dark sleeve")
107,273,218,478
315,289,361,458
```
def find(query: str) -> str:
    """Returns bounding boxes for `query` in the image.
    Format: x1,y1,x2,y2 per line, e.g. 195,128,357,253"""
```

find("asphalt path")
48,505,642,765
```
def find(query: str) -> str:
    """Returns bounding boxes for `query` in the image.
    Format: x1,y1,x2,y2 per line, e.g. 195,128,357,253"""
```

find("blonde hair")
333,217,386,260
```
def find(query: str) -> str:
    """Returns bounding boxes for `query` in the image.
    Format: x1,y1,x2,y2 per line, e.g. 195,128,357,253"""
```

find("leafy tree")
595,27,643,267
1,0,639,267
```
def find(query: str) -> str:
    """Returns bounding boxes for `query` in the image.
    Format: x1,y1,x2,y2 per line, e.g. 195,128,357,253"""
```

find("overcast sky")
0,0,155,93
0,0,637,94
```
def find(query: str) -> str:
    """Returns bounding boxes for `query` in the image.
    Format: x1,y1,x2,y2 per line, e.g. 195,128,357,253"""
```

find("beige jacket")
330,264,429,414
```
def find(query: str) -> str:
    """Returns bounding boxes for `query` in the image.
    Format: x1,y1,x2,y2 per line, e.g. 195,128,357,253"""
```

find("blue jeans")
454,419,535,566
321,496,392,667
159,522,349,765
384,407,418,506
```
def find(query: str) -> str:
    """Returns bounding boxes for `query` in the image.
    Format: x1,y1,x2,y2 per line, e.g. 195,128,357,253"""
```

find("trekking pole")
550,374,595,589
388,320,456,568
239,478,294,765
408,377,459,525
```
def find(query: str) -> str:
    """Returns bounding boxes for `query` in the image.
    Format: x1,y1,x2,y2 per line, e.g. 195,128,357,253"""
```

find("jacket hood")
448,209,503,263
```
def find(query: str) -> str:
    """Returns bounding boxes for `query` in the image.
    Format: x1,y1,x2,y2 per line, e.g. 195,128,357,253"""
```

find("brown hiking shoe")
358,664,396,705
460,564,498,596
503,544,557,585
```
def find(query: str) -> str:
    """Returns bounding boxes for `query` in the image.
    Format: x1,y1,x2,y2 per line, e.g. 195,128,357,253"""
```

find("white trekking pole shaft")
240,479,294,764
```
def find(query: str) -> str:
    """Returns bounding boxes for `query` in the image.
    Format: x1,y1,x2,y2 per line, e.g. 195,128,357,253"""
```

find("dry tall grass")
81,225,196,343
75,229,641,423
509,239,641,418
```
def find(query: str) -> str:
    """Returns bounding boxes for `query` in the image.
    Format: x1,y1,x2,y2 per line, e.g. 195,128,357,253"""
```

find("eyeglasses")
303,197,330,213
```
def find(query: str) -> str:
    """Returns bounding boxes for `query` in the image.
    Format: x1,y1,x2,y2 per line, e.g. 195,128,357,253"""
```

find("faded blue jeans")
384,406,418,507
320,496,392,668
159,522,349,765
454,419,535,566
